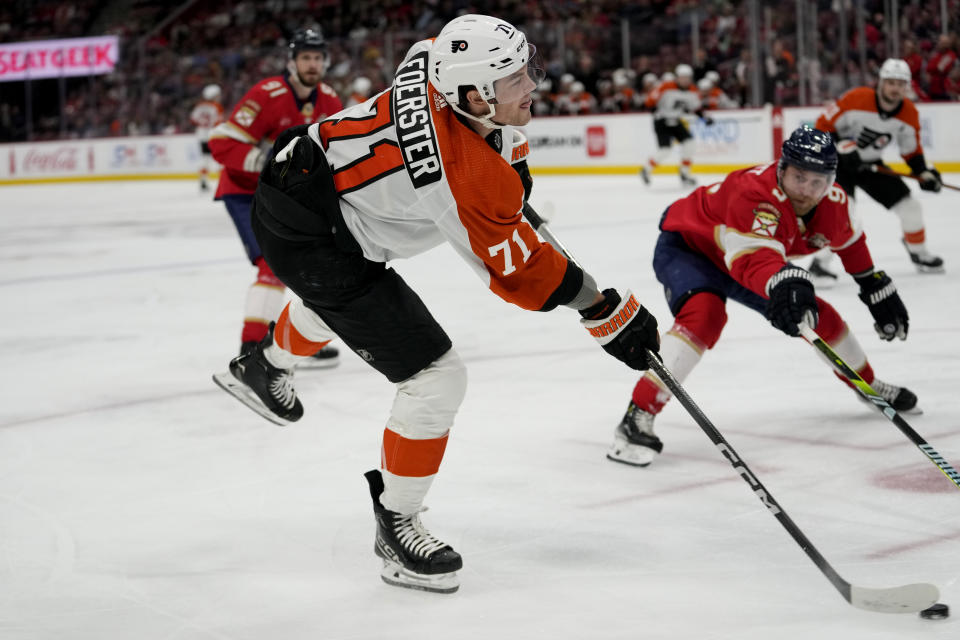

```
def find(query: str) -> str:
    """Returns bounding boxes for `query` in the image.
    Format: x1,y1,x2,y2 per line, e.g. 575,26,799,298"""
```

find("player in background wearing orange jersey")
189,84,224,192
208,28,343,364
811,58,944,279
213,14,661,593
608,127,915,468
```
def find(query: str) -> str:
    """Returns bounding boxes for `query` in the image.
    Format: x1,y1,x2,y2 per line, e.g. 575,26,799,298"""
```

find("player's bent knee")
675,292,727,348
390,348,467,439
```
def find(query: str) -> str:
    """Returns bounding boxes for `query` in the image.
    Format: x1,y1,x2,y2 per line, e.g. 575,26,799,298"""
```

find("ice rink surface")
1,172,959,640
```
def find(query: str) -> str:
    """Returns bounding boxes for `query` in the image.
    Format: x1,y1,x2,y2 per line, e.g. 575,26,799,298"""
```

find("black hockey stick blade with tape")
799,324,960,491
521,202,940,613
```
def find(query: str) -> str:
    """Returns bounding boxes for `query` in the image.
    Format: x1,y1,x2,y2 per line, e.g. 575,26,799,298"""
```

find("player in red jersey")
213,14,661,593
189,84,224,192
811,58,944,277
208,28,344,363
607,126,916,468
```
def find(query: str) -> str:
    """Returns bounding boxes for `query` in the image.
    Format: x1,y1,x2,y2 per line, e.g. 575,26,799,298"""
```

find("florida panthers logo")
450,40,468,53
751,203,781,238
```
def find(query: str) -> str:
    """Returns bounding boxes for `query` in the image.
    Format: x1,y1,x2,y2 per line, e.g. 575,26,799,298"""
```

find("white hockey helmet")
697,77,712,91
675,63,694,78
612,67,630,87
202,84,221,101
705,70,720,84
879,58,911,82
429,14,542,126
352,76,372,96
661,71,676,83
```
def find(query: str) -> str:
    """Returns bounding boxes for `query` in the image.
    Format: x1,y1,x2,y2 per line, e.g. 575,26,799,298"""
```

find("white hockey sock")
891,197,926,248
642,325,705,407
649,146,670,168
679,138,696,173
263,299,338,369
245,280,285,330
812,323,869,376
380,349,467,514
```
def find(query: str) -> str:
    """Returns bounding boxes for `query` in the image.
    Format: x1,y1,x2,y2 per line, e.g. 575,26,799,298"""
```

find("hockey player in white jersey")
213,14,661,594
639,64,714,187
811,58,945,277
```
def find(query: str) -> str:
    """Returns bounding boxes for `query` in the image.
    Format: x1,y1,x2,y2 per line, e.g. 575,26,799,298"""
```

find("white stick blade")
850,583,940,613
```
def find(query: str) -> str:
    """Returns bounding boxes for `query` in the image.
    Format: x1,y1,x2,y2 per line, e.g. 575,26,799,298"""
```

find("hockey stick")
521,203,940,613
866,164,960,192
799,324,960,491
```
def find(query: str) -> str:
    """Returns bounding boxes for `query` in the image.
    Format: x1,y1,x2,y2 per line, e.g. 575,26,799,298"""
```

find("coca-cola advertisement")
22,147,80,173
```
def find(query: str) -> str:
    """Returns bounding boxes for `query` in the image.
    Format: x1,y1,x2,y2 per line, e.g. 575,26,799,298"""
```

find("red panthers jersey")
662,162,875,296
209,73,343,197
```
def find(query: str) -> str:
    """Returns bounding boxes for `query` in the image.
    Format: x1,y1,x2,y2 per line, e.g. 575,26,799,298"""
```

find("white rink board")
521,108,773,169
4,102,960,184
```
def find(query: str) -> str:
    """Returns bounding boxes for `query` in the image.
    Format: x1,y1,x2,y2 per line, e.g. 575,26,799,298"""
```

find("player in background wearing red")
810,58,944,279
608,126,915,468
639,64,714,188
208,28,343,364
188,84,224,191
213,14,661,593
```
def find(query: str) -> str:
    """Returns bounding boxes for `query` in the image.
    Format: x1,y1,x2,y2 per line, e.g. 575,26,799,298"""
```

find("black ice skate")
639,166,651,185
808,257,839,281
213,329,303,426
679,172,697,188
902,240,945,273
299,343,340,369
241,331,339,371
364,469,462,594
607,401,664,467
859,378,921,415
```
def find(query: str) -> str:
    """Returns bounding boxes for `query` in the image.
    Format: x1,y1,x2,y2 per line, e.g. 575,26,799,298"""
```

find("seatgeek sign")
0,36,119,82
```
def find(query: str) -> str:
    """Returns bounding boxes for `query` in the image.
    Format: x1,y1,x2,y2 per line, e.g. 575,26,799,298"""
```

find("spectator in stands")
902,38,924,78
927,33,958,100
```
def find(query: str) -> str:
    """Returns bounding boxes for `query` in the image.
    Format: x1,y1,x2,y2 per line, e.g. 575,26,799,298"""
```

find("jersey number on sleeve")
489,229,533,276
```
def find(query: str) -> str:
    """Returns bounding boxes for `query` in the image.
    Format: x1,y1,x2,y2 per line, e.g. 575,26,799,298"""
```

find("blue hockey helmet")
289,28,327,57
778,125,838,175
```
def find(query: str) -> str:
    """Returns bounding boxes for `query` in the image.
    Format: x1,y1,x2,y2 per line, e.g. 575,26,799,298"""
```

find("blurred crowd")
2,0,960,142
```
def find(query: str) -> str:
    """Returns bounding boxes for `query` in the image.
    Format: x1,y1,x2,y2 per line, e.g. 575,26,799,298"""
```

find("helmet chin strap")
449,99,506,130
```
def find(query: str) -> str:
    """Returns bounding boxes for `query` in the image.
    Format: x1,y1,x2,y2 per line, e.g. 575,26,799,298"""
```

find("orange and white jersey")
703,87,737,110
645,81,701,123
302,41,569,311
815,86,923,164
189,100,224,141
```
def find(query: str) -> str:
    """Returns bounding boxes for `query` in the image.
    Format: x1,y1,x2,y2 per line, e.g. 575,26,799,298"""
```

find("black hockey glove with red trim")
765,266,819,337
580,288,660,371
854,269,908,341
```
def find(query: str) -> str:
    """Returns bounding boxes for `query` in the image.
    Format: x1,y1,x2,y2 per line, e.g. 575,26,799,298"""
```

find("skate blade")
606,438,657,467
380,561,459,594
212,371,292,426
914,264,945,274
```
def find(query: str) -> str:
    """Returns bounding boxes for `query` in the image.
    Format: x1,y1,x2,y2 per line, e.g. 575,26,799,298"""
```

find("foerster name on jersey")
392,51,442,189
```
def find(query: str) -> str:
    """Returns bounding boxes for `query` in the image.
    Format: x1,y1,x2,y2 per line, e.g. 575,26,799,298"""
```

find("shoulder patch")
751,202,781,238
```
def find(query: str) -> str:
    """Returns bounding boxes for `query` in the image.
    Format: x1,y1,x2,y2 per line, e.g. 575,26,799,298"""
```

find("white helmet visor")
489,45,545,104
